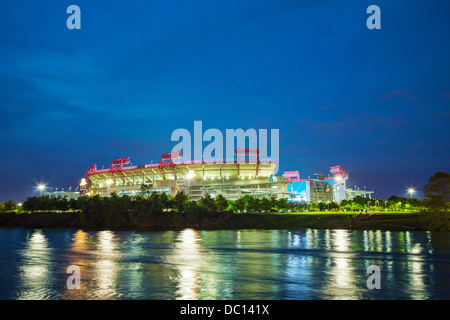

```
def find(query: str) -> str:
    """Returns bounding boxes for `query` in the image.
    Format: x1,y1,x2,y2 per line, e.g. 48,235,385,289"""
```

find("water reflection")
93,231,121,299
284,249,313,299
17,230,54,300
121,233,146,298
61,230,90,299
2,227,447,300
326,230,359,299
169,229,204,299
283,229,437,300
385,231,392,253
407,257,427,300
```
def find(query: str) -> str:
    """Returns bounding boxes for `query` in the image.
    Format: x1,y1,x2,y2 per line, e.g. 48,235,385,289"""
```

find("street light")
408,188,415,198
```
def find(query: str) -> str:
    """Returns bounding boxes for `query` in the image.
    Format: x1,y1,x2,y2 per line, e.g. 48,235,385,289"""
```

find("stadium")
80,149,290,201
80,149,374,202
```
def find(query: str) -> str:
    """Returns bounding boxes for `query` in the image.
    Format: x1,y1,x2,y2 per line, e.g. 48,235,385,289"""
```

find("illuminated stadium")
80,149,374,202
80,149,290,201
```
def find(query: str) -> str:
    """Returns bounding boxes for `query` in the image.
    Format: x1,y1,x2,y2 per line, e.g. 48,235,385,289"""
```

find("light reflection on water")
172,229,203,300
16,230,54,300
0,228,449,300
94,231,121,299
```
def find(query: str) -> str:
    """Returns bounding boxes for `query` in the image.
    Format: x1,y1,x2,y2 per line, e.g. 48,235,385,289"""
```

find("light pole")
37,184,46,197
408,188,415,198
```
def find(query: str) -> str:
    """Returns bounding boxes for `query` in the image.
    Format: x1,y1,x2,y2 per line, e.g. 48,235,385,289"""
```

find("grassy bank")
211,212,424,231
1,211,447,231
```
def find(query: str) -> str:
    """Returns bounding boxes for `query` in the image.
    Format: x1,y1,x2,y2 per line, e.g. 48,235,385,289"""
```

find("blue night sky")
0,0,449,201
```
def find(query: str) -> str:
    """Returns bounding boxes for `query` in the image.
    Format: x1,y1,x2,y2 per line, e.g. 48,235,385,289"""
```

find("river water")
0,228,449,300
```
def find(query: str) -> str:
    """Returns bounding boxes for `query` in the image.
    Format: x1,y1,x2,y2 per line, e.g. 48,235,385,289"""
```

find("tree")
160,192,174,211
318,202,326,211
246,196,260,211
56,198,69,211
199,193,217,213
270,196,277,210
235,198,246,212
277,198,288,210
329,202,339,211
149,192,163,214
2,199,16,211
261,197,272,212
23,196,39,212
215,194,228,213
69,198,80,211
174,191,189,214
423,171,450,211
388,195,406,206
226,199,235,212
352,196,368,207
140,184,153,199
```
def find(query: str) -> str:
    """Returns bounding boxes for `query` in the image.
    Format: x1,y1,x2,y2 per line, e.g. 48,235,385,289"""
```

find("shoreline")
1,211,446,232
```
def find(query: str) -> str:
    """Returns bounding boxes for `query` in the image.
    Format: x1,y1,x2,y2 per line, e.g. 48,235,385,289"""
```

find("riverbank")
0,211,447,231
212,212,423,231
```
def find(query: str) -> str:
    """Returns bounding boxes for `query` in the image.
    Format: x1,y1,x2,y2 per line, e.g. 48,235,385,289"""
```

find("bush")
418,211,450,231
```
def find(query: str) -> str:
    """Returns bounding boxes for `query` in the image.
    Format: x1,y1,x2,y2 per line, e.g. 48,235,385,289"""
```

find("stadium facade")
80,150,374,203
80,149,290,201
285,166,374,203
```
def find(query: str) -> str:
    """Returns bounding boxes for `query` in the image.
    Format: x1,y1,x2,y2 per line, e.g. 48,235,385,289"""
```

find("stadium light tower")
408,188,415,198
37,184,46,196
